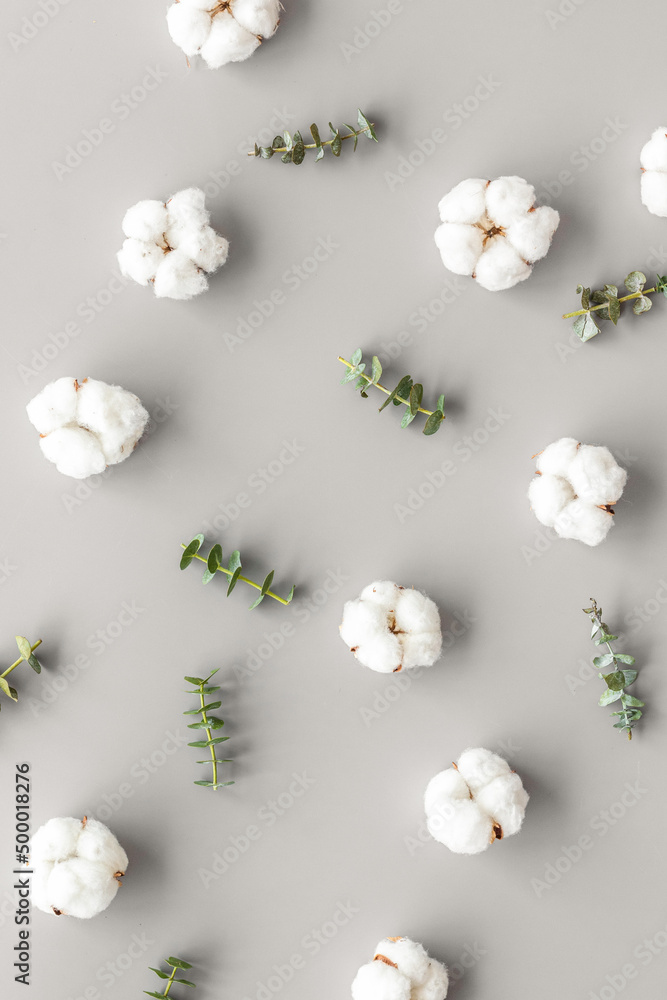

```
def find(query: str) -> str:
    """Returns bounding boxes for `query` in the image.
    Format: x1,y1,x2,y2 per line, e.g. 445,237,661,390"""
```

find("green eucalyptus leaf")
599,688,623,706
379,375,412,411
260,146,274,159
593,653,614,668
423,410,444,435
272,135,283,149
371,356,382,383
622,669,638,685
284,584,295,603
436,393,445,414
614,654,635,664
310,123,321,145
184,675,204,685
27,654,41,674
573,313,600,342
204,717,226,729
331,136,342,156
315,146,325,161
249,593,266,610
283,130,292,149
400,409,417,429
15,636,31,660
281,150,293,164
624,271,646,293
577,285,591,310
180,535,204,569
207,544,222,574
606,295,620,325
167,958,193,970
292,141,305,165
357,109,378,140
0,676,17,700
175,979,197,988
293,130,302,144
350,348,363,366
409,383,423,416
602,671,626,691
621,694,644,708
144,991,167,998
261,570,274,596
633,295,652,315
149,969,169,980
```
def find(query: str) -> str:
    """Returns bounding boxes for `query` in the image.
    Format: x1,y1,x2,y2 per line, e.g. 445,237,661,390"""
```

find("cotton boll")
505,205,559,262
180,0,214,8
200,9,260,67
179,225,230,272
167,2,211,55
554,498,614,547
485,175,535,226
640,127,667,172
457,747,510,794
568,445,627,505
527,474,575,527
394,589,441,636
153,250,209,300
359,580,402,609
25,377,78,435
475,772,529,838
39,426,107,479
30,817,81,864
474,238,531,291
535,436,580,478
374,938,430,986
166,187,209,229
231,0,280,37
640,171,667,218
427,798,493,855
77,818,129,873
76,379,149,466
46,858,119,919
437,178,488,225
358,633,404,673
434,222,484,275
31,862,54,913
121,199,168,243
401,633,442,670
117,238,163,285
413,961,450,1000
424,769,470,815
351,961,411,1000
340,599,390,647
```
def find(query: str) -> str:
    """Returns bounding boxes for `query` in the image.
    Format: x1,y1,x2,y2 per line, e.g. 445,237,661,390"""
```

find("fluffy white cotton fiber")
640,127,667,217
117,187,229,300
31,817,128,919
27,377,149,479
425,748,528,855
167,0,280,68
528,437,627,546
434,175,559,291
340,582,442,673
351,937,449,1000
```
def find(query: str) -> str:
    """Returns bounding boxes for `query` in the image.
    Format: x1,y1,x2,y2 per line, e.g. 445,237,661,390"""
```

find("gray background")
1,1,666,998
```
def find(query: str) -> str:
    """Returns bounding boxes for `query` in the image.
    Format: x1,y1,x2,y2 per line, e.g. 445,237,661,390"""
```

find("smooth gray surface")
2,1,667,998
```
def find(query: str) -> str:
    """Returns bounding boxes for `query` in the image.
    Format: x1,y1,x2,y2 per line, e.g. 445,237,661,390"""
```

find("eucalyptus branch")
249,109,378,164
145,956,196,999
583,599,644,739
184,670,233,790
180,535,295,609
563,271,667,341
0,637,43,712
339,350,446,436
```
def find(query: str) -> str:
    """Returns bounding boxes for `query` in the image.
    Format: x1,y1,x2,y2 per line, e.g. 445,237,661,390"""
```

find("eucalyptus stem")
249,124,374,157
199,686,217,789
1,640,41,679
163,967,177,998
248,109,378,164
563,288,656,319
338,358,435,416
182,547,291,605
179,537,295,610
583,599,643,740
184,671,233,791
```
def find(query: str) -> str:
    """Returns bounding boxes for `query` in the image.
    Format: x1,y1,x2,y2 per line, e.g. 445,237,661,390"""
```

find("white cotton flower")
425,748,528,855
434,175,559,291
27,377,149,479
352,938,449,1000
117,187,229,300
640,127,667,217
340,581,442,674
166,0,280,69
30,817,128,919
528,437,627,546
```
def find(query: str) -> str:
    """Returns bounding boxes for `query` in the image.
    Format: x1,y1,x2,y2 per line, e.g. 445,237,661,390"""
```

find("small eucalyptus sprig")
564,271,667,341
180,535,295,609
339,350,446,436
583,599,644,739
145,957,196,999
184,670,233,791
248,109,378,164
0,637,43,712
